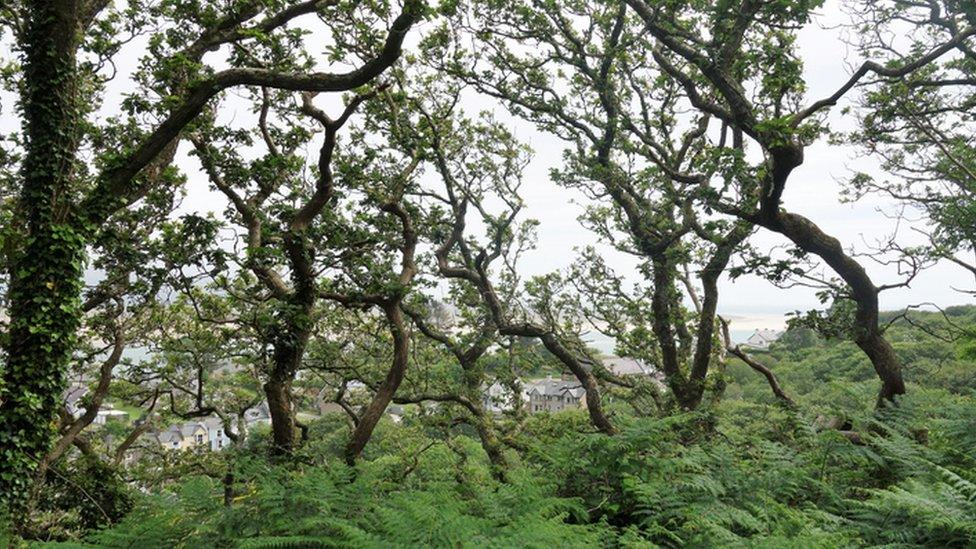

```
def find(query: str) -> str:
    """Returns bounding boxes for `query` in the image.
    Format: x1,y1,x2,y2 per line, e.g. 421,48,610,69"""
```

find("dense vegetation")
1,0,975,546
7,309,975,547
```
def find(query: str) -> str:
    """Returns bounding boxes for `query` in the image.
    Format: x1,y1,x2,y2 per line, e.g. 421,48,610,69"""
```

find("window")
196,434,204,444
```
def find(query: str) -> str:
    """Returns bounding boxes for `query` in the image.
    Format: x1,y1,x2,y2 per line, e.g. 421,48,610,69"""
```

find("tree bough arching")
618,0,973,405
0,0,424,507
3,1,976,545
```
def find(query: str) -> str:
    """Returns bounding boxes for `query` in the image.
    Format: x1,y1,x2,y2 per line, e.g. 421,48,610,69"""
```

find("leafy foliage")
24,345,975,547
2,0,975,546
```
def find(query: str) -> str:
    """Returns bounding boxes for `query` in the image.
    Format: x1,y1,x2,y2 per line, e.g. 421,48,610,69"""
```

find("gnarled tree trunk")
767,210,905,405
0,0,84,505
264,374,298,455
345,304,409,463
471,410,509,482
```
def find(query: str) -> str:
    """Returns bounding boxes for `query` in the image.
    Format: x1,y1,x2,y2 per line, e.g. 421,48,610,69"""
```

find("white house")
152,417,231,451
93,404,129,425
743,329,783,349
524,377,586,413
482,382,519,414
202,417,232,450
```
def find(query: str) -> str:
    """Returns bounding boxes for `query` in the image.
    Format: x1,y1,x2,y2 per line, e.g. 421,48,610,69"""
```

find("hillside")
14,307,975,547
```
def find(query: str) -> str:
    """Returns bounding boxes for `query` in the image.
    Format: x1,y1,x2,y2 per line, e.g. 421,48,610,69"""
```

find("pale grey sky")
477,3,974,335
2,1,971,343
110,1,976,337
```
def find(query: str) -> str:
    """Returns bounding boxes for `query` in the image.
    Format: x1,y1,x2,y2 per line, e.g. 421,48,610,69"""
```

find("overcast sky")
2,1,972,343
472,3,973,334
167,1,973,342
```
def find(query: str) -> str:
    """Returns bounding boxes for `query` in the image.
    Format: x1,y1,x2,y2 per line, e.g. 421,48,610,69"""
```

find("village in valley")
7,0,976,543
62,328,784,455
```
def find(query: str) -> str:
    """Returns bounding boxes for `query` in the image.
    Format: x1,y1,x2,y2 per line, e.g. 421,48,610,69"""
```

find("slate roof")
152,418,221,447
155,429,181,444
63,384,89,415
180,423,206,437
602,356,655,377
745,329,783,347
525,377,585,399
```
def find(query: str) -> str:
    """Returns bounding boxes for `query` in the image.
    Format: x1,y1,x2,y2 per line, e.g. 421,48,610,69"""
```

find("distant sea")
583,329,758,355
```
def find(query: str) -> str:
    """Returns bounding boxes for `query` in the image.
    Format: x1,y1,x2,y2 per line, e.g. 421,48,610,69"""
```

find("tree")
422,106,617,434
190,85,378,453
31,205,224,480
616,0,968,405
846,0,976,294
0,0,422,501
432,0,775,410
17,202,226,532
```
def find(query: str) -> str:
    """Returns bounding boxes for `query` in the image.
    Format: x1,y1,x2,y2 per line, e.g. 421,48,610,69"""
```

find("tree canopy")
1,0,974,544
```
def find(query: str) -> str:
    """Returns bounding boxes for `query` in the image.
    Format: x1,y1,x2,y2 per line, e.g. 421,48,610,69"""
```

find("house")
93,404,129,425
743,329,783,350
482,382,516,414
244,401,272,427
202,417,232,451
64,384,89,418
153,418,228,451
600,355,667,389
172,423,207,450
154,428,183,451
153,423,207,451
524,377,587,413
64,384,130,424
483,376,591,415
601,356,659,377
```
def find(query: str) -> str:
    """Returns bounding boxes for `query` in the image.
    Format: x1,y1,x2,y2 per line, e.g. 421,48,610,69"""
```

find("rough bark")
345,304,409,463
264,375,298,454
649,256,694,408
765,210,905,404
471,411,509,482
263,234,316,454
223,471,235,508
0,0,84,504
339,181,419,462
684,224,751,409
